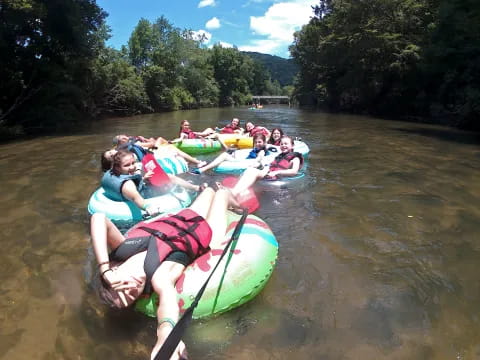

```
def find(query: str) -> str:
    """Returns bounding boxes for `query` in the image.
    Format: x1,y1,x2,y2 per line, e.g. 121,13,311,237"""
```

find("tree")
0,0,107,132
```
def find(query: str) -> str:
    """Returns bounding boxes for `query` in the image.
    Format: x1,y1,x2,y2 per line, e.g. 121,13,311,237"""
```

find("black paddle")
154,208,249,360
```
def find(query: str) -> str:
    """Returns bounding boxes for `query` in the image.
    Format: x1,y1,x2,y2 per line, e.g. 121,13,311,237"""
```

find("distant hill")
242,51,298,87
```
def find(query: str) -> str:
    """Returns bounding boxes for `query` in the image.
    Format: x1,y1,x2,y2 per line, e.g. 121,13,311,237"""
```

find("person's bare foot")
214,182,243,210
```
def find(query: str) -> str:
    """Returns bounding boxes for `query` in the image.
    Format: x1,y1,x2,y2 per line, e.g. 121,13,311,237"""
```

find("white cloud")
238,0,316,55
209,41,234,49
218,41,234,48
250,0,316,42
205,17,221,30
198,0,216,8
191,30,212,44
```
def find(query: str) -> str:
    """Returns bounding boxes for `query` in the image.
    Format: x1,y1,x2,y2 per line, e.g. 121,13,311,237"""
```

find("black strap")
154,208,248,360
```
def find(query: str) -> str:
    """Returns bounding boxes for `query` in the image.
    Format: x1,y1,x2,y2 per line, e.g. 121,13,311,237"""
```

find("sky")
96,0,318,58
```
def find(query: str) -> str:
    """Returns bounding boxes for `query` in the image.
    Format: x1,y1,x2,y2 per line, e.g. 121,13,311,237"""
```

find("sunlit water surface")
1,106,479,359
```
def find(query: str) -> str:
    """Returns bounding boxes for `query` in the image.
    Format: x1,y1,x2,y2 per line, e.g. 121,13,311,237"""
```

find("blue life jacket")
118,141,149,161
101,171,143,201
246,147,269,159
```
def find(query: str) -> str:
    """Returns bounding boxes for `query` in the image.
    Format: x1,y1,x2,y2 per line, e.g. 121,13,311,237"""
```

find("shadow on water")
392,126,480,145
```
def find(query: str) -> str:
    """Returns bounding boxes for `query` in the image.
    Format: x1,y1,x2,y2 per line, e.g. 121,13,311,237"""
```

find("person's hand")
103,269,141,307
143,170,154,181
145,205,161,217
102,267,123,288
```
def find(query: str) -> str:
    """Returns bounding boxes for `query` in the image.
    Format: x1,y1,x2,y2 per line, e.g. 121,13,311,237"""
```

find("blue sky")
96,0,318,58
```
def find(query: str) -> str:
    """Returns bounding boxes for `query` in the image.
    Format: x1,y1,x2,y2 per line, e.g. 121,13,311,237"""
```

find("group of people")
91,117,304,359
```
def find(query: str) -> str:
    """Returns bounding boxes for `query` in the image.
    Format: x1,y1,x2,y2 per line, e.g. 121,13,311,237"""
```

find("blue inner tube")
87,186,192,223
155,155,188,175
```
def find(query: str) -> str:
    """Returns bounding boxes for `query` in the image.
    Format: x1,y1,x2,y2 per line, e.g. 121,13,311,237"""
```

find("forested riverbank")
0,0,288,138
290,0,480,130
1,0,479,139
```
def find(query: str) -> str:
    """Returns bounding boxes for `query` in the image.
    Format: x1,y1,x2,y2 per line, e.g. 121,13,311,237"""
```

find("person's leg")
188,186,215,218
210,134,229,151
199,128,215,137
150,262,187,360
205,189,230,248
230,167,266,197
154,137,169,148
167,174,201,192
197,152,231,173
172,147,205,166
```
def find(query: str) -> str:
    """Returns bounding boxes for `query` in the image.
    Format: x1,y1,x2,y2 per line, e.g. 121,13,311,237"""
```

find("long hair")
268,128,284,144
111,150,134,176
92,269,124,309
179,120,189,135
101,152,113,172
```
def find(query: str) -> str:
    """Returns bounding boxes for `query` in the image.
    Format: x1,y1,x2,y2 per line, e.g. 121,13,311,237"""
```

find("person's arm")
122,180,147,211
169,133,186,144
263,128,271,141
267,157,301,178
136,139,157,149
90,214,129,302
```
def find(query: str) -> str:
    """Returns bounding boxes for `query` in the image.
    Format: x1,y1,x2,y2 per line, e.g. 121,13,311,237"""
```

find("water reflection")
0,108,479,359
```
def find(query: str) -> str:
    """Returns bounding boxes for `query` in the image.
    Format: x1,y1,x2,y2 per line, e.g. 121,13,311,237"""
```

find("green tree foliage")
423,0,480,129
291,0,480,129
0,8,275,136
126,17,221,111
0,0,106,133
88,47,151,115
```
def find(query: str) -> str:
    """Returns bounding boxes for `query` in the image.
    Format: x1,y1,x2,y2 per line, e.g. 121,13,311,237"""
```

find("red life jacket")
221,124,240,134
181,129,198,139
117,209,212,294
269,138,281,146
269,151,303,172
249,126,269,137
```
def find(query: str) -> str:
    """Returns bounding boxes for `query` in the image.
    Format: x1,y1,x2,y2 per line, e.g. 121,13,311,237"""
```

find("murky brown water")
1,106,479,359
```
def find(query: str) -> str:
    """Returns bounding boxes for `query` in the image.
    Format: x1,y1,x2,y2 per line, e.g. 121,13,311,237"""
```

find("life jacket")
127,209,212,293
246,147,269,159
269,151,303,173
117,141,149,161
101,171,143,201
221,124,241,134
269,138,281,146
249,126,269,138
181,129,198,139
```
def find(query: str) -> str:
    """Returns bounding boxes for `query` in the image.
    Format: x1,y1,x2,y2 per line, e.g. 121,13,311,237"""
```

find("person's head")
270,128,284,142
113,134,129,146
253,133,267,149
101,149,118,172
96,263,146,309
245,122,254,132
231,118,240,127
279,136,294,153
111,150,136,176
180,120,191,132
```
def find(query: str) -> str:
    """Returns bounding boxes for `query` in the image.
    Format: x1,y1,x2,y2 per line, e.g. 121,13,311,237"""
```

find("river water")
1,106,479,359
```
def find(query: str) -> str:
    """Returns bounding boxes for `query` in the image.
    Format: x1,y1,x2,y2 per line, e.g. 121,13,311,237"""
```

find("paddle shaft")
154,209,249,360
